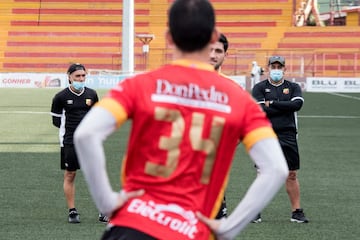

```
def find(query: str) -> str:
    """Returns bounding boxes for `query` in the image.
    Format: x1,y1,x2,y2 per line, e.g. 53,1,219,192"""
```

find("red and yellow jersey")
97,60,275,240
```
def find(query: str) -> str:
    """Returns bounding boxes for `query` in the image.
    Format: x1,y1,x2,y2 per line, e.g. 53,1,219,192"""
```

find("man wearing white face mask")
51,63,103,223
251,56,309,224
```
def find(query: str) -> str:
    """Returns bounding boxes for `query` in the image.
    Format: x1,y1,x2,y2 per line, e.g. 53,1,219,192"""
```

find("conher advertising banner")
0,73,65,88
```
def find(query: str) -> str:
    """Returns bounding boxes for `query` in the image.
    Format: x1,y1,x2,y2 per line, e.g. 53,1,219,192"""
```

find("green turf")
0,88,359,239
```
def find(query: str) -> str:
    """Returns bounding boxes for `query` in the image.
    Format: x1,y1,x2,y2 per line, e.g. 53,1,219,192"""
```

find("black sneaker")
68,210,80,223
291,208,309,223
98,213,109,223
252,213,262,223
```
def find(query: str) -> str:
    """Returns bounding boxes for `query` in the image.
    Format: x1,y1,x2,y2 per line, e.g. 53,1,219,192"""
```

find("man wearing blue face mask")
251,56,309,224
51,63,105,223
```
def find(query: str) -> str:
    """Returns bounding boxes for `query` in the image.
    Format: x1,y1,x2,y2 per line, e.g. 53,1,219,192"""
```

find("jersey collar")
68,86,85,96
268,79,284,87
171,59,215,72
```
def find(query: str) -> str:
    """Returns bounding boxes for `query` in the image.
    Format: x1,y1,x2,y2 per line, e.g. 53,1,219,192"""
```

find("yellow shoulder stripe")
243,127,277,152
95,98,128,128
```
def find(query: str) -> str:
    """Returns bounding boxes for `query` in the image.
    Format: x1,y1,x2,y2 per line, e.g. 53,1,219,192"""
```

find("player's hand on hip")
116,189,145,208
196,211,221,232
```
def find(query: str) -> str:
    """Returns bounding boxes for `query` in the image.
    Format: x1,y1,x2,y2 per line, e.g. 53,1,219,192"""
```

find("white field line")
0,111,49,114
327,92,360,101
298,115,360,119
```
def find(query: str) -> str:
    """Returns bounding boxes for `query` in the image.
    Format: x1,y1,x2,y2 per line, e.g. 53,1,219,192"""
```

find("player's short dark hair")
67,63,86,75
169,0,215,52
67,63,86,84
219,33,228,52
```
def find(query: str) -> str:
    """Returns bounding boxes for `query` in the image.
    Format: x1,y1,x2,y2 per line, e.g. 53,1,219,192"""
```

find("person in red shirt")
74,0,288,239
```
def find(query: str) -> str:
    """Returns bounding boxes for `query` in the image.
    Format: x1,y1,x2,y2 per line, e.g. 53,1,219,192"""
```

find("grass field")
0,88,359,240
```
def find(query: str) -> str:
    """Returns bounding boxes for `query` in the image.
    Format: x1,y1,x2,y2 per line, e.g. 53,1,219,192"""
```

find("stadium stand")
1,0,152,72
278,26,360,76
1,0,360,77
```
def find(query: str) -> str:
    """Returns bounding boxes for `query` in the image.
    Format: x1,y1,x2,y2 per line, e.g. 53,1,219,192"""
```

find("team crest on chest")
86,99,92,106
283,88,289,94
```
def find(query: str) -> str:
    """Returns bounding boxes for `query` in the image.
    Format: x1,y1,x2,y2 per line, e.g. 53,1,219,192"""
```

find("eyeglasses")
74,74,86,77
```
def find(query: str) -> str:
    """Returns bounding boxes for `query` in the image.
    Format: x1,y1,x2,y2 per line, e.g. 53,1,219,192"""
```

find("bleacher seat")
1,0,360,77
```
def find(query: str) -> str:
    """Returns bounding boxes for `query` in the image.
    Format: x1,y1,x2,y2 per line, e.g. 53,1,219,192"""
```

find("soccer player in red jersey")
74,0,288,239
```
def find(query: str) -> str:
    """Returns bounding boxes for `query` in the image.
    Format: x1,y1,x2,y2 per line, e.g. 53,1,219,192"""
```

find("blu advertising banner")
1,73,359,92
307,77,360,92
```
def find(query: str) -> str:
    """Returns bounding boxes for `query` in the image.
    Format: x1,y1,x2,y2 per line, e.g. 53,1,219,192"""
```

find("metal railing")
132,48,360,77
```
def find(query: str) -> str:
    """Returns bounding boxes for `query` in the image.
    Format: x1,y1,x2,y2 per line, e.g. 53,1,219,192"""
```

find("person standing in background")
209,33,228,73
252,56,309,224
209,32,229,219
251,61,263,89
74,1,288,239
51,63,107,223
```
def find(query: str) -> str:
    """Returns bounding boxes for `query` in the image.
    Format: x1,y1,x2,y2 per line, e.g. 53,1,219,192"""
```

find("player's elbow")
263,158,288,187
250,138,289,182
294,103,303,112
74,124,90,147
292,99,304,111
52,117,61,128
272,152,289,182
275,159,289,182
